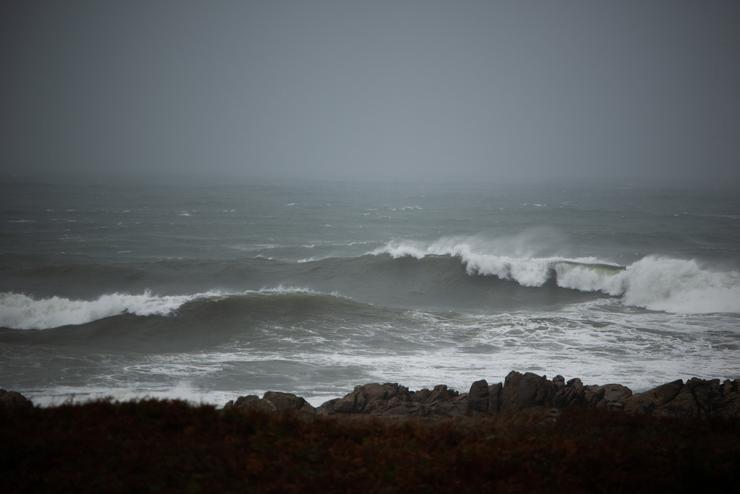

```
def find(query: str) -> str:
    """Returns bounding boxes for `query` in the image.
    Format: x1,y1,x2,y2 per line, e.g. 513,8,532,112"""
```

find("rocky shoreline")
3,373,739,493
4,371,739,419
225,371,740,419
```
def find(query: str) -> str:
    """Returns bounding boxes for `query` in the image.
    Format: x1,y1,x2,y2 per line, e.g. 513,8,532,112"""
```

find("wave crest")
372,238,740,313
0,286,329,330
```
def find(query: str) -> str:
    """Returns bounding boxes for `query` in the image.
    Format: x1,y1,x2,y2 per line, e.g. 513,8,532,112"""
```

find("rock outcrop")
317,383,467,417
225,391,315,416
624,377,740,419
622,379,683,415
501,372,557,411
226,373,740,419
0,389,33,411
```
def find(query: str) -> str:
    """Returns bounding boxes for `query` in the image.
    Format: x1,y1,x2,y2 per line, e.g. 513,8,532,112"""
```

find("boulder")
225,395,277,413
652,378,724,418
595,384,632,410
318,382,468,416
317,397,355,414
687,378,722,417
583,385,602,405
488,382,503,414
552,378,585,408
0,390,33,411
716,379,740,418
384,396,424,416
425,385,466,417
467,380,489,415
552,375,565,389
248,374,740,420
501,371,556,411
263,391,316,414
623,380,683,415
658,386,699,418
318,383,413,415
224,391,316,415
427,384,459,403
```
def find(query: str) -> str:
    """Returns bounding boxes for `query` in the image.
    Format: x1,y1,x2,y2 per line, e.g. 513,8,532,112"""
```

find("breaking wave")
0,286,332,330
372,238,740,314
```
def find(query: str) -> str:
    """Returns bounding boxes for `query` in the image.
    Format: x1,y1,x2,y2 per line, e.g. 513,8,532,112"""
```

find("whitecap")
371,236,740,314
0,286,347,330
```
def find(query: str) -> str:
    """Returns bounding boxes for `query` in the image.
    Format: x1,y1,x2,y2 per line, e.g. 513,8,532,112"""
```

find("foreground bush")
1,400,738,493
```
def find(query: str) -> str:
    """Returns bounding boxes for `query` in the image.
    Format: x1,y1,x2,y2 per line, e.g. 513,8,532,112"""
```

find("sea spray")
0,286,337,330
372,238,740,313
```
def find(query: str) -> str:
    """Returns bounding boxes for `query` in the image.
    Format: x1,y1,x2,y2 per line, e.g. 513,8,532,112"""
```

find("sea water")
1,180,738,406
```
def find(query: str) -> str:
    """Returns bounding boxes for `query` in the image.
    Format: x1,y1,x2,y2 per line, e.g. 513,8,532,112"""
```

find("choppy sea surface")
1,180,738,406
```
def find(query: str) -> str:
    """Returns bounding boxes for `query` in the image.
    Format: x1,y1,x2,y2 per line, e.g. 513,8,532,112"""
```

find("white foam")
371,237,614,287
372,236,740,314
556,256,740,313
0,291,217,330
24,383,239,408
17,302,740,407
0,286,335,330
256,285,349,301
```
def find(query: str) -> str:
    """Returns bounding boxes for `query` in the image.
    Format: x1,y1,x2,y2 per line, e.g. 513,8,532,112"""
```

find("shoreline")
5,371,739,419
3,371,739,493
2,381,739,494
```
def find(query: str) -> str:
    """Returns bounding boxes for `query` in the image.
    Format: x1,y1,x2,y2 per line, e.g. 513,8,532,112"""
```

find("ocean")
1,180,739,406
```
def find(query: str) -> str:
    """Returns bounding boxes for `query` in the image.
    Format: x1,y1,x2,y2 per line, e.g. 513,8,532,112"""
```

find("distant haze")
2,0,739,185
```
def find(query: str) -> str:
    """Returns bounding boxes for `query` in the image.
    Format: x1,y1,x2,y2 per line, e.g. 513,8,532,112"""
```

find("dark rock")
687,378,722,417
260,374,740,419
553,375,565,389
552,378,585,408
318,383,413,415
624,378,740,418
413,388,432,402
428,384,459,403
336,395,361,413
488,382,503,413
363,383,413,414
318,382,468,416
501,371,556,411
594,384,632,409
467,380,489,415
653,378,722,418
623,380,683,415
263,391,316,414
622,378,737,418
315,398,340,415
225,395,277,413
658,386,699,418
425,385,466,416
584,385,603,405
716,379,740,418
541,408,561,425
0,390,33,411
567,378,584,390
385,397,423,416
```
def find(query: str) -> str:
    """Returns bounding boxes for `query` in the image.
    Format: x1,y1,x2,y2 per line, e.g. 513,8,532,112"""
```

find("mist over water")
1,181,738,405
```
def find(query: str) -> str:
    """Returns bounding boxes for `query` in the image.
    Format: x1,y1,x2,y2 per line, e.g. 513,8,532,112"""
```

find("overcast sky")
2,0,739,185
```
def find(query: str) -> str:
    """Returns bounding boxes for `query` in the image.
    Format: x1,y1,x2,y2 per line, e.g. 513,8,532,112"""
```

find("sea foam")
372,238,740,314
0,291,211,330
0,286,326,330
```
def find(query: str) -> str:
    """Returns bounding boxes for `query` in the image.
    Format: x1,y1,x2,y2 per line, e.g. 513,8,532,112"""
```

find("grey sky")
2,0,739,184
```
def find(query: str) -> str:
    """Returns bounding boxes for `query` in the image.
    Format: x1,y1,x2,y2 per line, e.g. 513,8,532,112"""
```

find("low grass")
1,400,738,493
